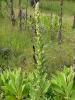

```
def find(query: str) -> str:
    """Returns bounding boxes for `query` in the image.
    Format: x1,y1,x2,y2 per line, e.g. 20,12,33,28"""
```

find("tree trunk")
25,0,28,29
0,0,2,16
0,1,2,12
19,0,22,30
58,0,63,44
72,15,75,29
10,0,15,26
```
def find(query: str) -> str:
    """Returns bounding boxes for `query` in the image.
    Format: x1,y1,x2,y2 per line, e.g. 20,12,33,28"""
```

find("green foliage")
51,67,75,100
27,3,50,100
0,2,75,100
0,0,75,72
40,0,75,15
28,70,50,100
0,67,75,100
0,68,50,100
0,69,30,100
52,15,59,30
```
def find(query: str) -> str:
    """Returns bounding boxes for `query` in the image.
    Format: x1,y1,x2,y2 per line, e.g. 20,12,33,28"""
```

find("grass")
40,0,75,15
0,0,75,73
0,17,34,71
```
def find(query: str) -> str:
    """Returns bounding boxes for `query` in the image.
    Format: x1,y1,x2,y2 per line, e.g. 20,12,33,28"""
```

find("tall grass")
0,0,75,72
40,0,75,15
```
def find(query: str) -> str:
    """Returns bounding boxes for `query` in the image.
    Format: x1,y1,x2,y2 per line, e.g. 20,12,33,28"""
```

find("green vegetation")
0,0,75,100
0,0,75,72
40,0,75,15
0,67,75,100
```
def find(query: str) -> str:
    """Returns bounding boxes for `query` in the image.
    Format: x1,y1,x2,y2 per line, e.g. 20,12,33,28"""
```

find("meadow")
0,0,75,99
0,0,75,72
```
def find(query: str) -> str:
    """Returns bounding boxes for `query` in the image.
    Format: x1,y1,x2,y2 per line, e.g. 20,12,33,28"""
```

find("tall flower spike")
34,2,47,74
35,2,40,35
34,2,42,69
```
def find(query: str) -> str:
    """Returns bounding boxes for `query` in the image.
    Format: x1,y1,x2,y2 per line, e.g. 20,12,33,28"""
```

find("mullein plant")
0,69,30,100
34,1,47,74
29,2,50,100
34,1,42,71
51,67,75,100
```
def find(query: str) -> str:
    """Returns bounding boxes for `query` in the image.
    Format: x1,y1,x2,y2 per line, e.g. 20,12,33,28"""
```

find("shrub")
51,67,75,100
0,69,30,100
0,67,75,100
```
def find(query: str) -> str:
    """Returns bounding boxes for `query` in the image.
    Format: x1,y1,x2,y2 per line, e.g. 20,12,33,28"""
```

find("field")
0,0,75,72
0,0,75,99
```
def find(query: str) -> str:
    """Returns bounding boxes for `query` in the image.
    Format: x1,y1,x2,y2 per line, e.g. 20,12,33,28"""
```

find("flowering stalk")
34,2,42,70
29,4,49,100
34,2,47,75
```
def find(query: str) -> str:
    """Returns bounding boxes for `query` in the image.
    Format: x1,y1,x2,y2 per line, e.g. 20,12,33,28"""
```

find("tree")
0,0,3,16
58,0,63,44
19,0,22,30
25,0,28,29
72,14,75,28
10,0,16,26
0,0,2,12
